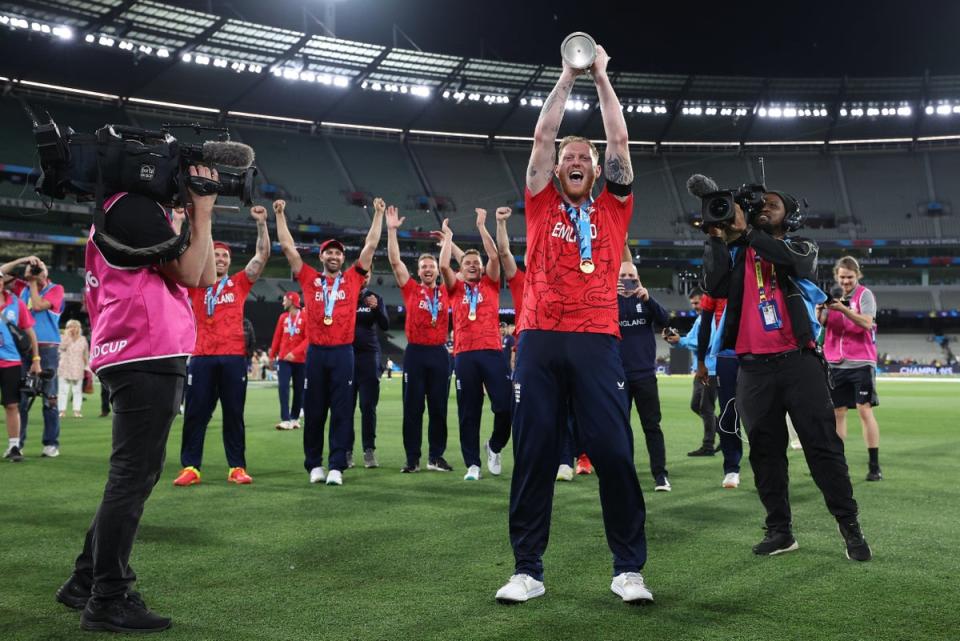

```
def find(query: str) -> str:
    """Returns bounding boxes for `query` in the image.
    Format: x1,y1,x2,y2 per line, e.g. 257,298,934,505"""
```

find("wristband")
32,356,41,361
606,180,632,197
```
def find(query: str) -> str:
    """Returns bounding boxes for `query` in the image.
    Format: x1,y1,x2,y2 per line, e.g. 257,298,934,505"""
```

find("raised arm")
527,66,579,195
495,207,518,280
244,205,271,283
385,205,410,288
357,197,385,272
476,208,500,282
159,165,216,287
438,218,457,290
272,199,303,276
592,46,632,199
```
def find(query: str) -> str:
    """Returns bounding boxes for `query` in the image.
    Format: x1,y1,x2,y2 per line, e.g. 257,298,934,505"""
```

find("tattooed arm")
592,45,632,202
527,66,579,195
244,205,271,283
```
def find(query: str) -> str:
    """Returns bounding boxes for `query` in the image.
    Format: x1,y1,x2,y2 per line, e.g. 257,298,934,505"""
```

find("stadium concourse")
1,1,959,640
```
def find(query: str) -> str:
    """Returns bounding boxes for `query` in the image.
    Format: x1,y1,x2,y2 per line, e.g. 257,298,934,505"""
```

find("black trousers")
351,350,381,452
628,376,667,482
691,376,718,448
71,368,185,600
736,350,859,534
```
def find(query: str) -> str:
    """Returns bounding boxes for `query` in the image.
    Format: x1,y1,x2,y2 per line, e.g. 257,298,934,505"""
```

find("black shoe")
866,468,883,482
345,451,355,469
401,461,420,473
81,594,171,633
99,411,110,417
56,574,91,610
838,521,872,561
3,445,23,462
752,529,799,556
427,457,453,472
687,446,716,457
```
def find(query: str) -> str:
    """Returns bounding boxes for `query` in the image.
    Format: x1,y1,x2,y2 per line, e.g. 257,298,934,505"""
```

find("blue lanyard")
205,276,229,317
322,274,343,319
285,310,299,336
424,285,441,324
565,199,594,265
465,283,480,319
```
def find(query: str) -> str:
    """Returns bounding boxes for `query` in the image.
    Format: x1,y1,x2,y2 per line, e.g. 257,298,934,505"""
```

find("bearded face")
556,141,599,203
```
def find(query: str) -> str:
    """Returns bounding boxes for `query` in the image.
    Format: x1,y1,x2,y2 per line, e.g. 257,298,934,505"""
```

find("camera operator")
0,271,41,462
0,256,64,457
55,165,218,632
701,190,871,562
820,256,882,481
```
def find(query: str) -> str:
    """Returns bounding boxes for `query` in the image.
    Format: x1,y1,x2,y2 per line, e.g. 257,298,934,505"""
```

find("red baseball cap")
319,239,345,253
284,291,301,308
213,241,232,255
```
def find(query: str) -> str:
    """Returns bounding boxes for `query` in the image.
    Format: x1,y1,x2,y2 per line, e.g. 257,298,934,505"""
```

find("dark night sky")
168,0,960,78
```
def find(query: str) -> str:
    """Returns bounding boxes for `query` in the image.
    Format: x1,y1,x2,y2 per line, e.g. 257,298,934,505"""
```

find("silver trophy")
560,32,597,70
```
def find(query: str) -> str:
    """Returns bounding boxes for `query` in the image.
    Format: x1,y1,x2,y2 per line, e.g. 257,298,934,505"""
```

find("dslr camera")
20,368,56,411
828,285,851,307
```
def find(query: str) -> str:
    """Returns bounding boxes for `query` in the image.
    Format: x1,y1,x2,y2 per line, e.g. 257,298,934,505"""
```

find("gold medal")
431,319,437,327
205,317,214,325
580,259,595,274
468,311,477,321
323,316,333,326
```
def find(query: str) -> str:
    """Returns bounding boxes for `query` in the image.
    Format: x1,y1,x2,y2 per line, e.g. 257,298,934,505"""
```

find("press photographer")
694,174,872,562
0,268,41,463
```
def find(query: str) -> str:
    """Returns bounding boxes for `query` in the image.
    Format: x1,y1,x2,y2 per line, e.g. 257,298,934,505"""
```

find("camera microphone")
201,141,256,169
686,174,720,199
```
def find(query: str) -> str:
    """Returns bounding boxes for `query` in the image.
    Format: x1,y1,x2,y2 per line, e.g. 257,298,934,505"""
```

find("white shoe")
790,439,803,450
556,464,574,482
326,469,343,486
611,572,654,604
275,420,291,431
654,477,671,492
309,467,326,483
722,472,740,488
291,420,301,430
41,445,60,458
485,440,502,476
495,574,545,603
464,465,481,481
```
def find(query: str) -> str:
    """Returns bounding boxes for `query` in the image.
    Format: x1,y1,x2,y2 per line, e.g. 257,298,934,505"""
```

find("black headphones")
765,190,804,232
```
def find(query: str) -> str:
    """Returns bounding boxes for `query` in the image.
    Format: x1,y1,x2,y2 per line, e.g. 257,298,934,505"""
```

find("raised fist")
373,197,386,214
495,207,512,221
250,205,268,222
273,199,286,216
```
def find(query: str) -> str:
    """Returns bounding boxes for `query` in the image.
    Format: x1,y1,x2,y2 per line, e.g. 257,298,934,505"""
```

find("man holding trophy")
496,35,652,605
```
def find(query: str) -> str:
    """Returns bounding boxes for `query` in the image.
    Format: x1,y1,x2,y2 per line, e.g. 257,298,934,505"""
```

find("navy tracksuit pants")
510,330,647,580
715,356,743,475
628,376,668,483
402,344,450,466
303,344,354,473
454,349,511,468
277,360,305,422
181,355,248,469
350,350,380,452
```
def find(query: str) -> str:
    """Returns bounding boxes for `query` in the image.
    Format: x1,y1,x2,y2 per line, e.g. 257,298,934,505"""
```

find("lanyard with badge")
285,310,300,336
754,251,783,331
322,274,342,326
465,283,480,321
423,285,441,327
205,276,229,323
565,199,595,274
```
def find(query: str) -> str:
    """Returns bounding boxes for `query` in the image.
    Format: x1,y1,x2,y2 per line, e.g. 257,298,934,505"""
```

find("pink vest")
85,193,197,373
823,285,877,364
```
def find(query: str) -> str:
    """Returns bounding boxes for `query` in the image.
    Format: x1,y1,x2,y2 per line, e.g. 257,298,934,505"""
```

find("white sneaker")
495,574,545,603
464,465,481,481
556,464,574,482
291,420,301,430
41,445,60,458
654,477,671,492
275,420,291,431
790,439,803,450
326,469,343,486
485,440,502,476
309,467,326,483
722,472,740,488
611,572,654,604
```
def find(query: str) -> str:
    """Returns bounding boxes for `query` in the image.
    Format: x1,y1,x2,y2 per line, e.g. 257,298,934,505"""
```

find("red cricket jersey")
401,279,449,346
448,275,501,354
735,248,798,355
189,270,253,356
269,308,308,363
521,182,632,336
298,264,366,347
508,269,525,338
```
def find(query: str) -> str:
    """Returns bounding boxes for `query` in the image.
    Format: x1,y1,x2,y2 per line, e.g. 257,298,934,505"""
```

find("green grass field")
1,376,958,641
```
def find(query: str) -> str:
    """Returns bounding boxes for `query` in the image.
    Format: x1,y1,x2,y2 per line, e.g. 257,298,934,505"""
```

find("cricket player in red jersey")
174,204,271,487
439,209,511,482
268,291,308,430
274,197,384,487
385,205,454,473
495,45,653,605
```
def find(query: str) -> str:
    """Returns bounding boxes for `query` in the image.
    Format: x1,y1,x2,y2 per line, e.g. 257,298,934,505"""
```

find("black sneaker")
4,445,23,462
56,574,91,610
686,446,716,457
838,521,872,561
401,461,420,473
752,529,799,556
81,594,171,633
866,468,883,482
427,457,453,472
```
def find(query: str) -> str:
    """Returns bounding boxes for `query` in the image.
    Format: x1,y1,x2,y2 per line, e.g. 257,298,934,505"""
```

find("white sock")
8,437,18,449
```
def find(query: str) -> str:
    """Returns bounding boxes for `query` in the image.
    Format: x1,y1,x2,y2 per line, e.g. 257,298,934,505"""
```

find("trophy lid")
561,32,597,70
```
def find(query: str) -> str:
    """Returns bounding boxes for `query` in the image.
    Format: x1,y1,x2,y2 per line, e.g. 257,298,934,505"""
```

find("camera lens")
708,198,730,219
